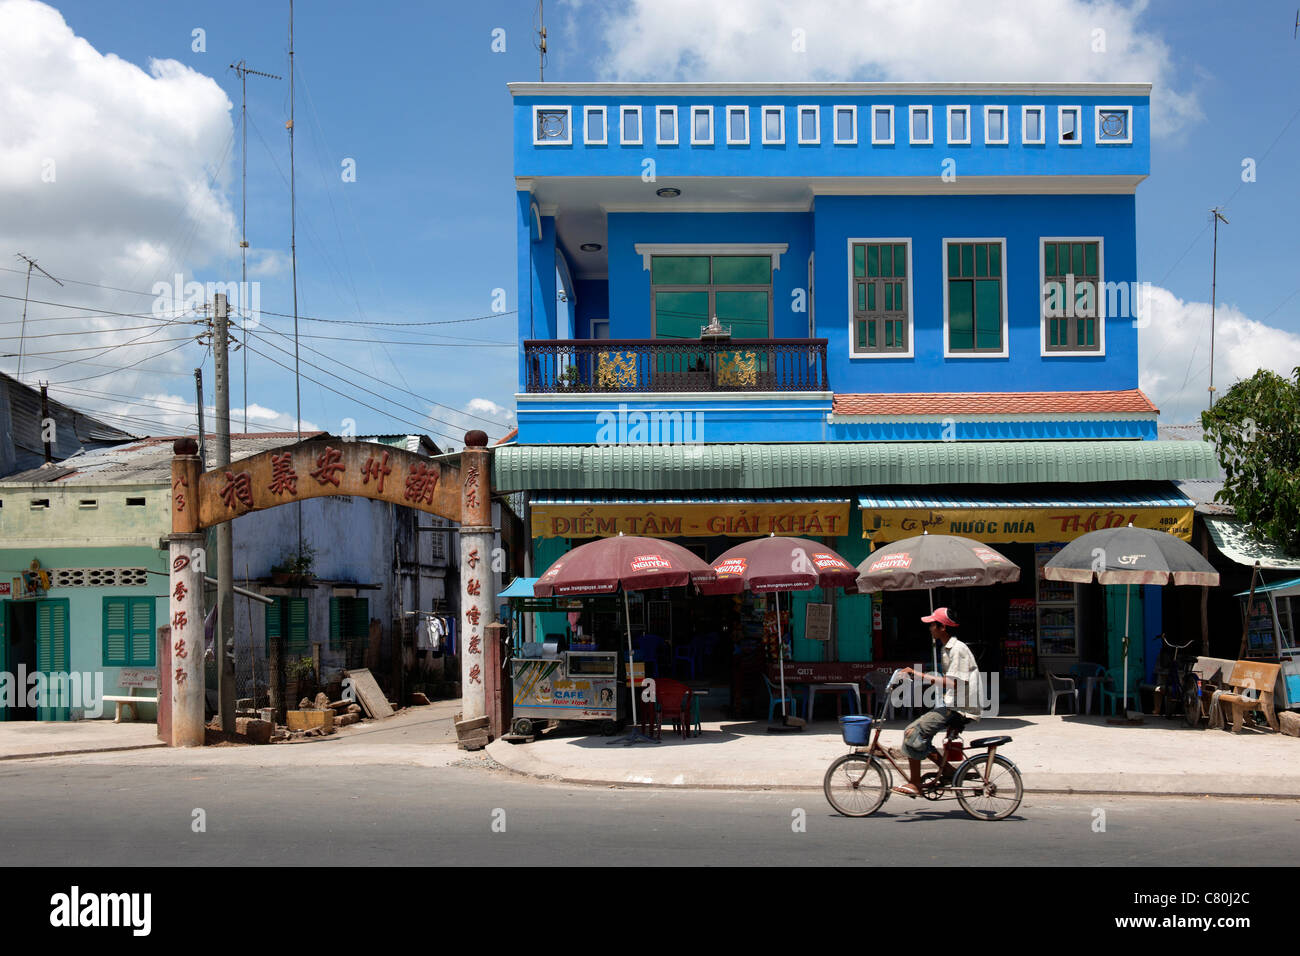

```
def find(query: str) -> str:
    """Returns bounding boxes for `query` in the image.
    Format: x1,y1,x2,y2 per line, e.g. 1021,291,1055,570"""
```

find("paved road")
1,754,1297,866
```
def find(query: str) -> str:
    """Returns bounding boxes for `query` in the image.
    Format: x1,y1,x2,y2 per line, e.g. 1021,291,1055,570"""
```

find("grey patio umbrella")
1043,524,1220,713
855,532,1021,672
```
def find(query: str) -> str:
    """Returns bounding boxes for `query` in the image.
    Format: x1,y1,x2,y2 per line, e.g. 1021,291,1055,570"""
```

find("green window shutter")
329,598,342,651
129,598,155,666
265,598,282,657
351,598,370,644
37,600,69,673
287,598,309,655
104,598,129,666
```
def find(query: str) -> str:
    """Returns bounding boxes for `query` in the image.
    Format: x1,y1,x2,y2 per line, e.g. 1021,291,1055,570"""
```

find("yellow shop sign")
531,501,851,539
861,505,1193,544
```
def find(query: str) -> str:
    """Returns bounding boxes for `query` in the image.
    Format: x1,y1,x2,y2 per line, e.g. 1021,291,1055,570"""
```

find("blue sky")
1,0,1297,439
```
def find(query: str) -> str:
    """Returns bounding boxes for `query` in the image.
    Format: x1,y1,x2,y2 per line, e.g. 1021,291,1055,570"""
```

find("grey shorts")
902,707,963,760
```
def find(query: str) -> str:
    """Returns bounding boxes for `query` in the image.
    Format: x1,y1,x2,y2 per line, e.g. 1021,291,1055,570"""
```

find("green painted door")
36,598,71,722
1105,585,1144,699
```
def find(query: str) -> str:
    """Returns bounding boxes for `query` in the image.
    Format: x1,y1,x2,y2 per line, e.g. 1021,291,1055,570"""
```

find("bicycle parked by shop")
822,681,1024,821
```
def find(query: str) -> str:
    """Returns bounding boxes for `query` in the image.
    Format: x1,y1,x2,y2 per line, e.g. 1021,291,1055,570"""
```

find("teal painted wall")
530,536,572,642
0,545,168,720
1105,583,1145,698
835,509,874,661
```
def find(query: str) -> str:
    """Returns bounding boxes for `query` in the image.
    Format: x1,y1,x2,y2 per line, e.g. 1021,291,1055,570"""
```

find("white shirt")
941,636,981,718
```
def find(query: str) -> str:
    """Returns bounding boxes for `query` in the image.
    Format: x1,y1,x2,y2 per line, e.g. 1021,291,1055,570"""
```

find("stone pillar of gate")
169,439,206,747
457,431,494,729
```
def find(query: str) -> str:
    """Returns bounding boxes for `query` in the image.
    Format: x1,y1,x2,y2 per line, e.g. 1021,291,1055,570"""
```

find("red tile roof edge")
832,389,1159,416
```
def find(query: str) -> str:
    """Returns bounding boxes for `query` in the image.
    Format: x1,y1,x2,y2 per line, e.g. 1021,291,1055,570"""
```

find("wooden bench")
1217,660,1282,733
102,686,158,723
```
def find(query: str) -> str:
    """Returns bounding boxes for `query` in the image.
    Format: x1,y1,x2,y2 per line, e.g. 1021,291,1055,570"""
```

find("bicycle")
823,683,1024,821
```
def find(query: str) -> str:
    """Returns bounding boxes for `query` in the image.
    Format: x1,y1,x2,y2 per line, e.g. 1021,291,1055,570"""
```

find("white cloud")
1139,285,1300,423
565,0,1200,137
466,397,514,421
0,0,234,395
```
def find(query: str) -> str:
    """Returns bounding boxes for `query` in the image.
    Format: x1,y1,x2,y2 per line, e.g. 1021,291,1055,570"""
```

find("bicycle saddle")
969,735,1012,748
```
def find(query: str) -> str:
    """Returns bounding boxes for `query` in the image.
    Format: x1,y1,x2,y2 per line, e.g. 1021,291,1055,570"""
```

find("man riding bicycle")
893,608,982,797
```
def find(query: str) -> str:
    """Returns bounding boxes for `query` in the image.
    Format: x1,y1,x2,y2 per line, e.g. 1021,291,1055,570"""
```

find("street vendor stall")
1237,574,1300,710
499,575,624,736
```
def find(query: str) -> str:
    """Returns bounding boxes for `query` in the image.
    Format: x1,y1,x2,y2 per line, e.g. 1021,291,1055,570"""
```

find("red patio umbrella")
701,535,860,729
533,534,715,744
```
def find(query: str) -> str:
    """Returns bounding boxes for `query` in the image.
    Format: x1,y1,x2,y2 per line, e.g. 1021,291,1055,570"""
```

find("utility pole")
214,293,237,733
14,254,63,383
1208,207,1229,410
229,61,281,434
288,0,304,564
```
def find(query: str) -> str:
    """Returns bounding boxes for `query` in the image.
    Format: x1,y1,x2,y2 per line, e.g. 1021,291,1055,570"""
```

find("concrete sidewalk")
0,719,166,760
486,711,1300,796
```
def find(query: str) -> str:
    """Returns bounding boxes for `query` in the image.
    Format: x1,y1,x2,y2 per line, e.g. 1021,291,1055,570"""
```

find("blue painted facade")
511,83,1153,445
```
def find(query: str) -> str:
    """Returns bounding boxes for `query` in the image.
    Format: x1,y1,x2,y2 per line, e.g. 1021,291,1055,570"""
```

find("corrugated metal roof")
495,441,1222,492
858,482,1192,509
1205,517,1300,572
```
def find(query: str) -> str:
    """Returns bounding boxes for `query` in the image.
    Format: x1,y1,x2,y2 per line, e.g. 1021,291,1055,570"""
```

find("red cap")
921,607,958,628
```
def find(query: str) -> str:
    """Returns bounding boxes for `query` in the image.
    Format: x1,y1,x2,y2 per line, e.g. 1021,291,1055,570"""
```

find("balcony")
523,338,829,394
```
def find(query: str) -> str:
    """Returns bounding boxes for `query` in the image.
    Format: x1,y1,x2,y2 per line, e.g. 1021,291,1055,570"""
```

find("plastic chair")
656,678,693,740
1098,667,1137,715
762,674,802,722
1046,672,1079,715
635,633,662,678
673,635,703,679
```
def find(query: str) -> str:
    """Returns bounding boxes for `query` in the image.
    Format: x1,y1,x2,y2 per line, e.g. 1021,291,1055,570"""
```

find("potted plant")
561,365,580,389
273,545,316,586
288,656,317,704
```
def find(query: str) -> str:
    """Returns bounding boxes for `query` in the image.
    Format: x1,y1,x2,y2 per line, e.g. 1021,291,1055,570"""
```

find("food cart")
499,576,625,737
1237,574,1300,710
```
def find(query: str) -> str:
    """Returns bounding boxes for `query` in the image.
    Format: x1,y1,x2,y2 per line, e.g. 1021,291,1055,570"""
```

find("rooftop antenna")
14,253,63,383
1208,207,1229,410
229,59,281,434
535,0,547,81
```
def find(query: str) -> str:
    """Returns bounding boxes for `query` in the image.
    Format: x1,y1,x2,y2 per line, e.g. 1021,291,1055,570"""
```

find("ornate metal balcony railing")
523,338,829,394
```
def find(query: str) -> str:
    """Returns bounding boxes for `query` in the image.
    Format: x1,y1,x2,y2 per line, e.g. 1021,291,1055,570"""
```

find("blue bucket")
839,715,873,745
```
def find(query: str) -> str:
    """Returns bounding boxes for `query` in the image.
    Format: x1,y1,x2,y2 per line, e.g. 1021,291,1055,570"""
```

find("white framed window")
797,105,820,144
832,105,857,144
620,105,642,145
946,105,970,145
983,106,1008,144
1040,237,1106,356
656,105,678,145
871,105,894,144
583,105,607,145
942,238,1009,358
726,105,749,144
1021,106,1045,145
1058,105,1081,145
909,105,933,145
690,105,714,145
532,105,572,146
1094,105,1132,144
848,238,914,359
761,105,784,144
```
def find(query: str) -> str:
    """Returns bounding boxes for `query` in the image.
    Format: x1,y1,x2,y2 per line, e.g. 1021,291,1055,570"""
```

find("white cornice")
603,200,812,213
508,81,1153,97
810,175,1145,195
632,242,789,270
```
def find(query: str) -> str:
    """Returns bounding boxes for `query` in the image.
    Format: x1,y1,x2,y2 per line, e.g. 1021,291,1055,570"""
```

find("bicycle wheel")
823,754,889,817
1182,679,1202,728
953,754,1023,821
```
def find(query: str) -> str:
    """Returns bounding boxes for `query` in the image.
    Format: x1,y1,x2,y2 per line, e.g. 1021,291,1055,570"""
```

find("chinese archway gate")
167,431,494,747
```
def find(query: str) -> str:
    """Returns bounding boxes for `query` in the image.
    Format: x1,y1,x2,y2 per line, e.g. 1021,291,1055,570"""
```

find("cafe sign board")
861,505,1193,544
531,501,851,539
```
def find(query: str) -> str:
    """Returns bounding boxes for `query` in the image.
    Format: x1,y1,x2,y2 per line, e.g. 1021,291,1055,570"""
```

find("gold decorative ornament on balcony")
716,351,758,388
597,351,638,390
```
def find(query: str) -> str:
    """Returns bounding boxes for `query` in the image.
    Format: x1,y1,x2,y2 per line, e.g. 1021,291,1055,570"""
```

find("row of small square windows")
534,104,1133,148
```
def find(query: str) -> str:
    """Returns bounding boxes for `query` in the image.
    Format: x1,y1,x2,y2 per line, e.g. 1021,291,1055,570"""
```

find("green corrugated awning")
494,441,1220,492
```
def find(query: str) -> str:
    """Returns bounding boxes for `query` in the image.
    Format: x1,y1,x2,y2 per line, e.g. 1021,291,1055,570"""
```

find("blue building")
497,82,1219,709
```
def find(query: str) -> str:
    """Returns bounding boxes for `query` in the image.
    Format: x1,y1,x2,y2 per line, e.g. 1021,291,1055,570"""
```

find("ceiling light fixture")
656,187,681,198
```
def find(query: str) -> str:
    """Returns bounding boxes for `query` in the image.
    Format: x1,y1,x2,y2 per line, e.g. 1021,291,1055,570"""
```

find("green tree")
1201,366,1300,551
